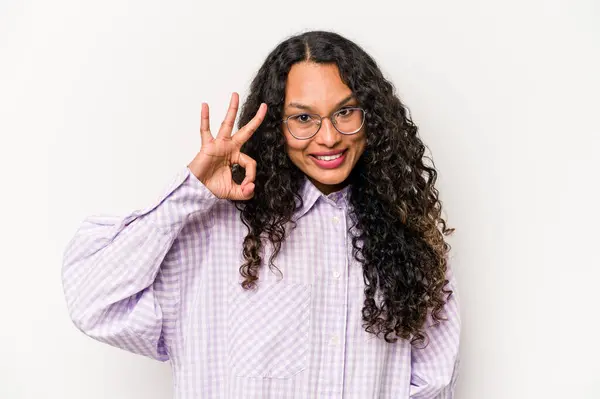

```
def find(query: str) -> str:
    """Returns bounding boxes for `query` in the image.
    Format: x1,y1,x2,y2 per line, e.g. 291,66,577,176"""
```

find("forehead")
284,62,354,107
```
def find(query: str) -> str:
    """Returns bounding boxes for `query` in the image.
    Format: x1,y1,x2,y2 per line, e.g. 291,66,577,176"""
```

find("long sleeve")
61,167,218,361
409,259,462,399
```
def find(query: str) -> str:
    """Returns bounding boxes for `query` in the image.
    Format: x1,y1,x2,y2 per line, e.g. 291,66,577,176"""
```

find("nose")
314,117,341,147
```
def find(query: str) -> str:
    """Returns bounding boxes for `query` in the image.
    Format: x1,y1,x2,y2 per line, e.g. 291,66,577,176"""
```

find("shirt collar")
292,175,352,222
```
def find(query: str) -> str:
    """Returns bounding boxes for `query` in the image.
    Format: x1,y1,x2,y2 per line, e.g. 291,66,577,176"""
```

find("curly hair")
231,30,455,346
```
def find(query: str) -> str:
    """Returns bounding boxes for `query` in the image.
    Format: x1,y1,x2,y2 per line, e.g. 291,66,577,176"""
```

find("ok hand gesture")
188,92,267,200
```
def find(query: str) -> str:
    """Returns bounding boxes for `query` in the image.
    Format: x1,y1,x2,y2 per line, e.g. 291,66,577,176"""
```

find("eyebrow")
286,94,356,113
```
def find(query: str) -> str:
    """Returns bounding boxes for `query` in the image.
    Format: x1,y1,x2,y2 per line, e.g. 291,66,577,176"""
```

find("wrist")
187,159,207,184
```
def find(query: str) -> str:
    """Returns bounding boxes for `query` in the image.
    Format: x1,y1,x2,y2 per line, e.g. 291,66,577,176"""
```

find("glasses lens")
287,114,320,139
333,108,364,134
286,108,365,138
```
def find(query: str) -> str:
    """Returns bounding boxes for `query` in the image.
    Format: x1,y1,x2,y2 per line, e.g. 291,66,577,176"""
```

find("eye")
336,107,355,117
291,114,314,124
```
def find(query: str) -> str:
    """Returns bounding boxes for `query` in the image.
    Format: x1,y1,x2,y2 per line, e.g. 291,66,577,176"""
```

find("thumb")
231,182,255,200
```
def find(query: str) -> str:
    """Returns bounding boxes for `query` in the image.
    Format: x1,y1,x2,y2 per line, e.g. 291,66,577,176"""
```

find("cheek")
357,136,367,154
347,132,367,154
284,134,311,160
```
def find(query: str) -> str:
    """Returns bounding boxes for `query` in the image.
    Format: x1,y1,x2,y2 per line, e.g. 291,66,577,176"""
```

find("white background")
1,0,599,398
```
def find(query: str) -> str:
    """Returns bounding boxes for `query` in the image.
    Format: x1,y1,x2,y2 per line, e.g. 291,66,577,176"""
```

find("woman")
62,30,461,398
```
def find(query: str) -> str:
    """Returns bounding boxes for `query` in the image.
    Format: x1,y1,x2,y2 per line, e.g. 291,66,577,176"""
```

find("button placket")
332,209,345,282
321,204,349,393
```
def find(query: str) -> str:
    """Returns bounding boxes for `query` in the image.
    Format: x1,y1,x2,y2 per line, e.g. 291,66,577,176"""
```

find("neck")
309,176,349,195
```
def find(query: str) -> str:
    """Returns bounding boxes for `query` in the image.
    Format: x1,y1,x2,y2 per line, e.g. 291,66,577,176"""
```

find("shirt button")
333,271,341,279
329,334,339,346
332,216,340,224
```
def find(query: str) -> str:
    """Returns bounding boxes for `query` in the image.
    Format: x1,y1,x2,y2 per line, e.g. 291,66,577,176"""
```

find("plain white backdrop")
1,0,598,398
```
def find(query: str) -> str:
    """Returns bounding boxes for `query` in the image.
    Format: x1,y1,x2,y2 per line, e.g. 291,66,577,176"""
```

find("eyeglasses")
282,107,366,140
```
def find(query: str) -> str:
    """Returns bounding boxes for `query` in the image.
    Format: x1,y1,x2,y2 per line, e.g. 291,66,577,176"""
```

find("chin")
307,168,351,186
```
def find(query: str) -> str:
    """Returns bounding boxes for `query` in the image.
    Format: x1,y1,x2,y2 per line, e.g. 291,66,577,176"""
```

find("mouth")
309,149,347,169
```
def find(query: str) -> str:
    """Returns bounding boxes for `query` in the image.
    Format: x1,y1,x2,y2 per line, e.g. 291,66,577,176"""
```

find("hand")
187,92,267,200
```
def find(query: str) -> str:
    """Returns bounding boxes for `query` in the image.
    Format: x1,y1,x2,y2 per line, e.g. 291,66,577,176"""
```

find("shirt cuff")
125,166,220,232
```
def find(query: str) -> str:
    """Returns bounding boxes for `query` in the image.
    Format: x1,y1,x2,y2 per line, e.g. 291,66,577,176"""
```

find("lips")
309,149,347,158
309,149,347,169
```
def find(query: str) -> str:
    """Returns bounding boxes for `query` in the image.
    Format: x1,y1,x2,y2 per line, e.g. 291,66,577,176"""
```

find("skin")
187,62,367,200
188,93,267,200
282,62,367,195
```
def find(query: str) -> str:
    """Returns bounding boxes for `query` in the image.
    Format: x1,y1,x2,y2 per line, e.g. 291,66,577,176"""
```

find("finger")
217,92,239,139
236,152,257,186
232,103,267,146
230,182,255,201
199,102,212,144
242,182,255,198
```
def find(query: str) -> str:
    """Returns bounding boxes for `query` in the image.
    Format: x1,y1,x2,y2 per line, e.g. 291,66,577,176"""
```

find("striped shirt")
61,166,461,398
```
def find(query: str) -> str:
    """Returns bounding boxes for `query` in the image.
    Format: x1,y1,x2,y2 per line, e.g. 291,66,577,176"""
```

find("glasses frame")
282,106,367,140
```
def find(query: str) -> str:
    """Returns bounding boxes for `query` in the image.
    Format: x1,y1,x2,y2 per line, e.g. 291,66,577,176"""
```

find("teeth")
315,153,343,161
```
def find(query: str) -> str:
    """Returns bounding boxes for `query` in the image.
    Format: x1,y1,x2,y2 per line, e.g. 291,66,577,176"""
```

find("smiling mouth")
309,149,347,161
308,149,348,170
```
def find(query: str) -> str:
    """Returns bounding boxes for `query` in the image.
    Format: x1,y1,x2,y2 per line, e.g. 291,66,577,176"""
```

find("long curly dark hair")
231,30,455,346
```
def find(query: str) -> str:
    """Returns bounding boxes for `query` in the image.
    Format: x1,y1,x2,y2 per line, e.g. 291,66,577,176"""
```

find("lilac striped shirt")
61,166,461,399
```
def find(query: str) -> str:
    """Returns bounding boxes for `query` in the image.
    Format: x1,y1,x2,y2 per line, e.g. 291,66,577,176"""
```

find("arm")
409,259,462,398
61,167,217,361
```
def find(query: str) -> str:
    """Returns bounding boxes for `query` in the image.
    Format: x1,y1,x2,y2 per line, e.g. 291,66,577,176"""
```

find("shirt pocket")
227,280,311,379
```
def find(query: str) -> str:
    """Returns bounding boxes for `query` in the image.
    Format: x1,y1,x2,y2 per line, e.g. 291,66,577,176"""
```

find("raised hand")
187,92,267,200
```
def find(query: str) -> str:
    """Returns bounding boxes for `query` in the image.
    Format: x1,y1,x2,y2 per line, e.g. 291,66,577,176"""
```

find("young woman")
62,30,461,398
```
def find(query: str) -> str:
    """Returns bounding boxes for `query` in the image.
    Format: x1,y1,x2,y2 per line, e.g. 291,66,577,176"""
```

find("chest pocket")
227,280,312,378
